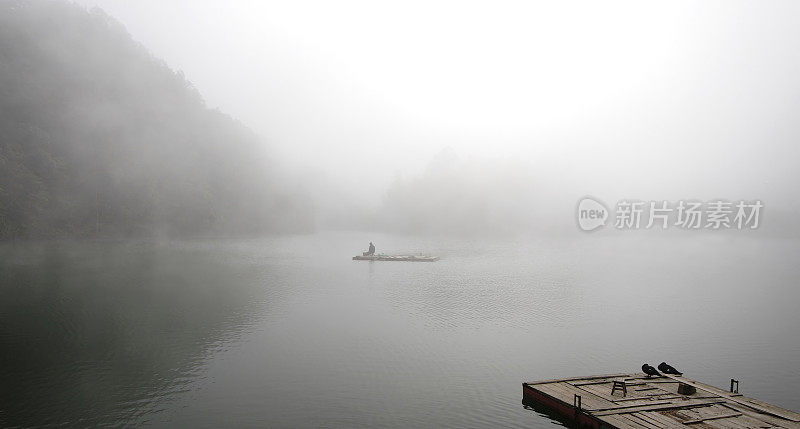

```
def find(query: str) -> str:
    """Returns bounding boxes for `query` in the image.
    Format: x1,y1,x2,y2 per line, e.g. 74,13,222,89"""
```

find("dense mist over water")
4,0,800,237
2,1,800,428
2,234,799,427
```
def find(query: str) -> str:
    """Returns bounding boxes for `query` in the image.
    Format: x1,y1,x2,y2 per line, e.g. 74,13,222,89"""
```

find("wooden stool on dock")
611,379,627,397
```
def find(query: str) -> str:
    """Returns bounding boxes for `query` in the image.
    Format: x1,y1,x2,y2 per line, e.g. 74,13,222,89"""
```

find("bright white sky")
73,0,800,207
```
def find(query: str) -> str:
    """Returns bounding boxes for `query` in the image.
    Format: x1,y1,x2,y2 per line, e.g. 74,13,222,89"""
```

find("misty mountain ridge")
0,0,313,239
2,1,793,240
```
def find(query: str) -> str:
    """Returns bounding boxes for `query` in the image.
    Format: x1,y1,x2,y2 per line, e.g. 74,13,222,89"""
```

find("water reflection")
0,240,278,427
1,234,798,428
521,398,572,428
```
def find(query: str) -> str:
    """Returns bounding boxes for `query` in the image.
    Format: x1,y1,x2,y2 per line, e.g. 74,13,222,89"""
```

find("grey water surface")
1,232,798,428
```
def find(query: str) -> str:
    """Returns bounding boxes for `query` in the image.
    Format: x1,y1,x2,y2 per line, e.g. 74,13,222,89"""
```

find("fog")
63,0,800,235
5,0,800,236
3,3,800,427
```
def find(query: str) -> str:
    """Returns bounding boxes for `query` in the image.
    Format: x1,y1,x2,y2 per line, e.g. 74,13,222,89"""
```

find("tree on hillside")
0,0,313,239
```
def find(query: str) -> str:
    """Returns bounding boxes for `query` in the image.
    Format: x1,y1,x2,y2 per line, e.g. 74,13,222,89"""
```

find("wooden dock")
523,372,800,428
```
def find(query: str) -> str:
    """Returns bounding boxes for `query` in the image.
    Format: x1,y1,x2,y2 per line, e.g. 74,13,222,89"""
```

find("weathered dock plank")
523,372,800,429
661,374,800,423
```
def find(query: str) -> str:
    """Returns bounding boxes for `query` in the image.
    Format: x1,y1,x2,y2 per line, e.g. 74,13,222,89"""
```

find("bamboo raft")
523,372,800,428
352,254,439,262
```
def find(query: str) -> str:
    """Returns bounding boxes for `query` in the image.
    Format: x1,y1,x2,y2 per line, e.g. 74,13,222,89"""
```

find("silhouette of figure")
367,242,375,256
642,364,661,378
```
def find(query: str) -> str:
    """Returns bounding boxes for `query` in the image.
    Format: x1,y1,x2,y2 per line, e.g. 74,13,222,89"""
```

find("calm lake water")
1,232,798,427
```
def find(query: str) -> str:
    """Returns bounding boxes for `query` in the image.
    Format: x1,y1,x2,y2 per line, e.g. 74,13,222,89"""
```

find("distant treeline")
0,0,313,239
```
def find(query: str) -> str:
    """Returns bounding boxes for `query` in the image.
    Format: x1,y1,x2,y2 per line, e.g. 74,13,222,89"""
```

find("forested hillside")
0,0,312,239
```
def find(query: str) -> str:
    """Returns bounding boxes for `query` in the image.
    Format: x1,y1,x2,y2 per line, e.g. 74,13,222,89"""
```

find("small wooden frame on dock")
523,372,800,428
